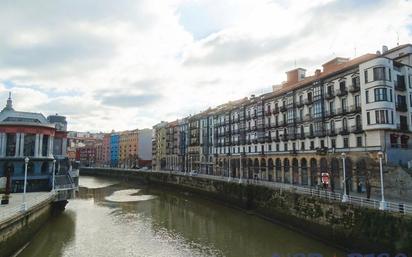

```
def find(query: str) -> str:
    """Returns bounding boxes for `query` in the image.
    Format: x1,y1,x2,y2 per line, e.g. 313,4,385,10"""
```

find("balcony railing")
351,125,363,134
280,105,287,112
397,123,409,132
394,79,406,91
304,98,313,105
339,128,350,135
281,134,288,141
327,129,337,137
349,84,360,92
265,110,272,116
349,105,361,113
396,103,407,112
325,89,335,99
337,88,348,96
296,101,304,108
272,107,279,114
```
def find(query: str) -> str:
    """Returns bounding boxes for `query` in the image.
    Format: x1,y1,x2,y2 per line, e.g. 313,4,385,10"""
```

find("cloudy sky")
0,0,411,132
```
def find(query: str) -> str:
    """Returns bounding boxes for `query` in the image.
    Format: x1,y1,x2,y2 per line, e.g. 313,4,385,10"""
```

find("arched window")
355,115,362,129
342,118,348,130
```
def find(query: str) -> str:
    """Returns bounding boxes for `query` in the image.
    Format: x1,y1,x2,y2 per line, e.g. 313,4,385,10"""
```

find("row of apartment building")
68,129,152,168
152,44,412,194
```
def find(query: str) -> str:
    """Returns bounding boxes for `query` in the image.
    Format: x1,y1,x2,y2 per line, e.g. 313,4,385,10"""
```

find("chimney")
322,57,349,73
285,68,306,84
382,45,388,54
315,69,321,76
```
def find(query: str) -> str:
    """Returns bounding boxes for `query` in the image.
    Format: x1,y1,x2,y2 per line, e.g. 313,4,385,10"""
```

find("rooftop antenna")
396,31,400,46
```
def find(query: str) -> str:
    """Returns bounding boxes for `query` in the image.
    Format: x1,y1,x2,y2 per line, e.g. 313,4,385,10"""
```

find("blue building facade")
110,134,119,167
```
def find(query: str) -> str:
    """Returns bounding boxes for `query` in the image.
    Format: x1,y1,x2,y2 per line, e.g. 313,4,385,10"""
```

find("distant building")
119,129,138,168
110,133,119,167
138,128,152,166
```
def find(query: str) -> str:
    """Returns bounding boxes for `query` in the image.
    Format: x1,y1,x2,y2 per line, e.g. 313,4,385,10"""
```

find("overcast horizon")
0,0,411,132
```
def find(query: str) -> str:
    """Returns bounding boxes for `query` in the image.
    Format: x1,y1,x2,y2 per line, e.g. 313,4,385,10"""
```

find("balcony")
296,101,304,108
314,130,326,137
351,125,363,134
252,138,258,144
396,103,407,112
349,105,361,113
281,134,288,141
265,136,272,143
272,107,279,114
336,108,348,115
273,136,280,142
304,114,312,122
395,77,406,91
304,98,313,105
280,105,287,112
349,84,360,93
325,110,336,117
339,128,350,135
325,89,335,100
306,132,315,139
265,109,272,116
336,88,348,97
327,129,337,137
280,120,287,127
397,123,409,132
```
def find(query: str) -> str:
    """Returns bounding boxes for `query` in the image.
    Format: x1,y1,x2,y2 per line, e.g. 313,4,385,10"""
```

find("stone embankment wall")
81,168,412,253
0,197,55,257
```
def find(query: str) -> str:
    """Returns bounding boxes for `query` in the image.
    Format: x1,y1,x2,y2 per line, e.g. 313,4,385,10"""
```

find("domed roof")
0,93,52,127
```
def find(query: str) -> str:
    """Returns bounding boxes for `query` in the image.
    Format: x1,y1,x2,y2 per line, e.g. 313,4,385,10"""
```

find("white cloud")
0,0,411,131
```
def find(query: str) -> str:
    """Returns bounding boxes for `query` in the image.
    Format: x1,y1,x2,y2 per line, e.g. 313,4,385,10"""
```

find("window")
24,134,36,156
339,81,346,91
367,112,371,125
356,136,363,147
268,144,272,151
374,88,388,101
6,133,16,156
254,146,257,152
331,139,336,148
301,142,305,150
329,101,335,114
375,110,389,124
284,143,288,151
276,144,279,151
320,140,325,148
313,102,322,118
42,135,49,156
341,98,347,112
352,76,360,87
310,141,314,150
330,120,335,132
343,137,349,148
342,118,348,130
364,70,368,83
373,67,386,81
366,90,369,103
354,95,360,107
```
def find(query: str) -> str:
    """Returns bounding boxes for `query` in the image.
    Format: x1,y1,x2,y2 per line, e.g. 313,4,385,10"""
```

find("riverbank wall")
81,168,412,253
0,195,56,257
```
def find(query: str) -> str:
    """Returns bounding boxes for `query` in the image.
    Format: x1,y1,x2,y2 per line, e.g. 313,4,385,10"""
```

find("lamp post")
378,151,386,210
190,156,192,175
228,155,231,182
22,157,29,211
52,159,56,192
341,152,348,203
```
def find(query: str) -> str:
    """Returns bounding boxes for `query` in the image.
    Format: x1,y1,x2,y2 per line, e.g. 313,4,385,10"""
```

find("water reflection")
17,176,345,257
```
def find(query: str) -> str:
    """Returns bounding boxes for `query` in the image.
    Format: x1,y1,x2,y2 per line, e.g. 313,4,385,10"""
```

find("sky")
0,0,411,132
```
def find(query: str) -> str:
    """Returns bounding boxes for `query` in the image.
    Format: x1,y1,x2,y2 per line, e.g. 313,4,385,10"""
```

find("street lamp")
341,152,348,203
52,159,56,192
378,151,386,210
239,153,243,184
22,157,29,211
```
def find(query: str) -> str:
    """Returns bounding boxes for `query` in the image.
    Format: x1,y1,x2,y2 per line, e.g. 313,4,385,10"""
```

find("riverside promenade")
0,192,56,224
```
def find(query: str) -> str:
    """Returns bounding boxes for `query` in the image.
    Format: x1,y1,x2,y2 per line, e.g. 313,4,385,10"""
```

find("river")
17,175,345,257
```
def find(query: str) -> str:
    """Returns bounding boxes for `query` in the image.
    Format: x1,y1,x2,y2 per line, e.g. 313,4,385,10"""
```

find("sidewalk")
0,192,55,224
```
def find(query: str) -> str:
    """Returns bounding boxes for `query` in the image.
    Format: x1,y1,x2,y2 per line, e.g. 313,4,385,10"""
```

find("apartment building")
153,44,412,194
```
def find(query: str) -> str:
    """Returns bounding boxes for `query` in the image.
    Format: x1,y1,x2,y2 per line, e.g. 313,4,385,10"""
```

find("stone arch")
268,158,274,181
275,158,282,182
253,158,260,179
247,158,253,179
310,158,318,186
260,158,267,180
345,157,353,192
301,158,308,185
292,158,299,184
355,158,367,193
330,157,340,190
284,158,290,183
